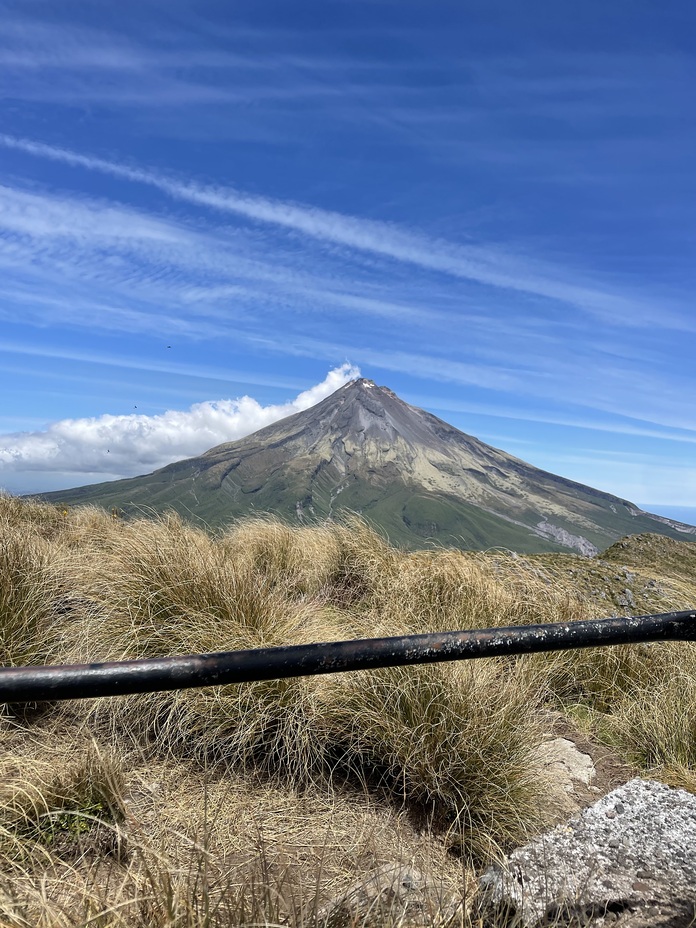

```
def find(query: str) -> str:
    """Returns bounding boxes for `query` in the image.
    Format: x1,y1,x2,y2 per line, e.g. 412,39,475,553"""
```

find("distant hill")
37,378,696,555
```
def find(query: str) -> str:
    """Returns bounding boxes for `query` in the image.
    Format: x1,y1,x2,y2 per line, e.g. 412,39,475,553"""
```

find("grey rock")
536,521,599,558
478,779,696,927
532,738,596,790
530,738,597,819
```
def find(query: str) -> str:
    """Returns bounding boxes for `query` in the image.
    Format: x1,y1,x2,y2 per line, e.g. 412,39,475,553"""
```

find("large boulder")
479,779,696,926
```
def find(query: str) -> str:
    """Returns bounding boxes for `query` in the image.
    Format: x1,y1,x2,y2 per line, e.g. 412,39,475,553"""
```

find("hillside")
2,496,696,926
38,378,696,556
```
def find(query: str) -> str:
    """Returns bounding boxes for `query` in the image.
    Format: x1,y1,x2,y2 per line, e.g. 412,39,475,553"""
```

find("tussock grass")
368,548,588,635
0,725,468,927
608,649,696,786
49,514,546,845
219,514,395,603
0,734,125,868
0,526,61,670
323,660,547,853
1,495,696,925
0,492,70,540
62,512,341,657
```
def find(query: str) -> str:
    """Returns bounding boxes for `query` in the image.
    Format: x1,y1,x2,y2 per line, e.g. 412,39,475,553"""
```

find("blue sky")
1,0,695,521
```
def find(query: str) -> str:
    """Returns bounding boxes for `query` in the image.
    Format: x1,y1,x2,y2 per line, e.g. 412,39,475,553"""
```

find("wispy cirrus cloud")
0,181,449,334
1,150,692,439
0,14,354,114
526,453,696,509
412,395,696,446
0,364,360,478
0,340,310,393
2,134,689,331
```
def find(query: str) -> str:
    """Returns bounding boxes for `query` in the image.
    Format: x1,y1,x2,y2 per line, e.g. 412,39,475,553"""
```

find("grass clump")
370,548,588,635
55,513,349,778
0,527,60,669
606,647,696,790
0,737,125,866
216,514,396,605
325,660,547,854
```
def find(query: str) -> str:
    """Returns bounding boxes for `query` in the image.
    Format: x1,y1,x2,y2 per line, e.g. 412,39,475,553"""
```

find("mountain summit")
40,378,696,554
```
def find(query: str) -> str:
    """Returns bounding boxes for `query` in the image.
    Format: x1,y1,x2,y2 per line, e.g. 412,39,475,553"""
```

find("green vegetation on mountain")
37,379,696,556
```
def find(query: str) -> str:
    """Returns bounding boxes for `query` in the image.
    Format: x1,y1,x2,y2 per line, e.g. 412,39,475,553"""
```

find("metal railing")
0,609,694,704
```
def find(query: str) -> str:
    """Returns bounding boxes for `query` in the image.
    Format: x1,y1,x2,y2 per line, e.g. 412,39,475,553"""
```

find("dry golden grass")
0,722,470,928
1,495,696,925
0,525,63,670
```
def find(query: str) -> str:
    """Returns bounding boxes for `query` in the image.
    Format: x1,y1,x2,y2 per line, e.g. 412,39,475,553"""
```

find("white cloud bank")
0,363,359,478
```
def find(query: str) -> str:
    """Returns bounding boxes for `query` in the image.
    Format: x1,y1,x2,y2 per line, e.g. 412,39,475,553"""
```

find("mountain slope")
37,379,696,555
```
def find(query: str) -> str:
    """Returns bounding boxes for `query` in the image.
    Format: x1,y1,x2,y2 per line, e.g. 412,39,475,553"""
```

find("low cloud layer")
0,364,359,478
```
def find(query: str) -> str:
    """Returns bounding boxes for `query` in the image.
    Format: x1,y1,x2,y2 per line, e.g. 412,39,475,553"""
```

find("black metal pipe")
0,609,695,704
